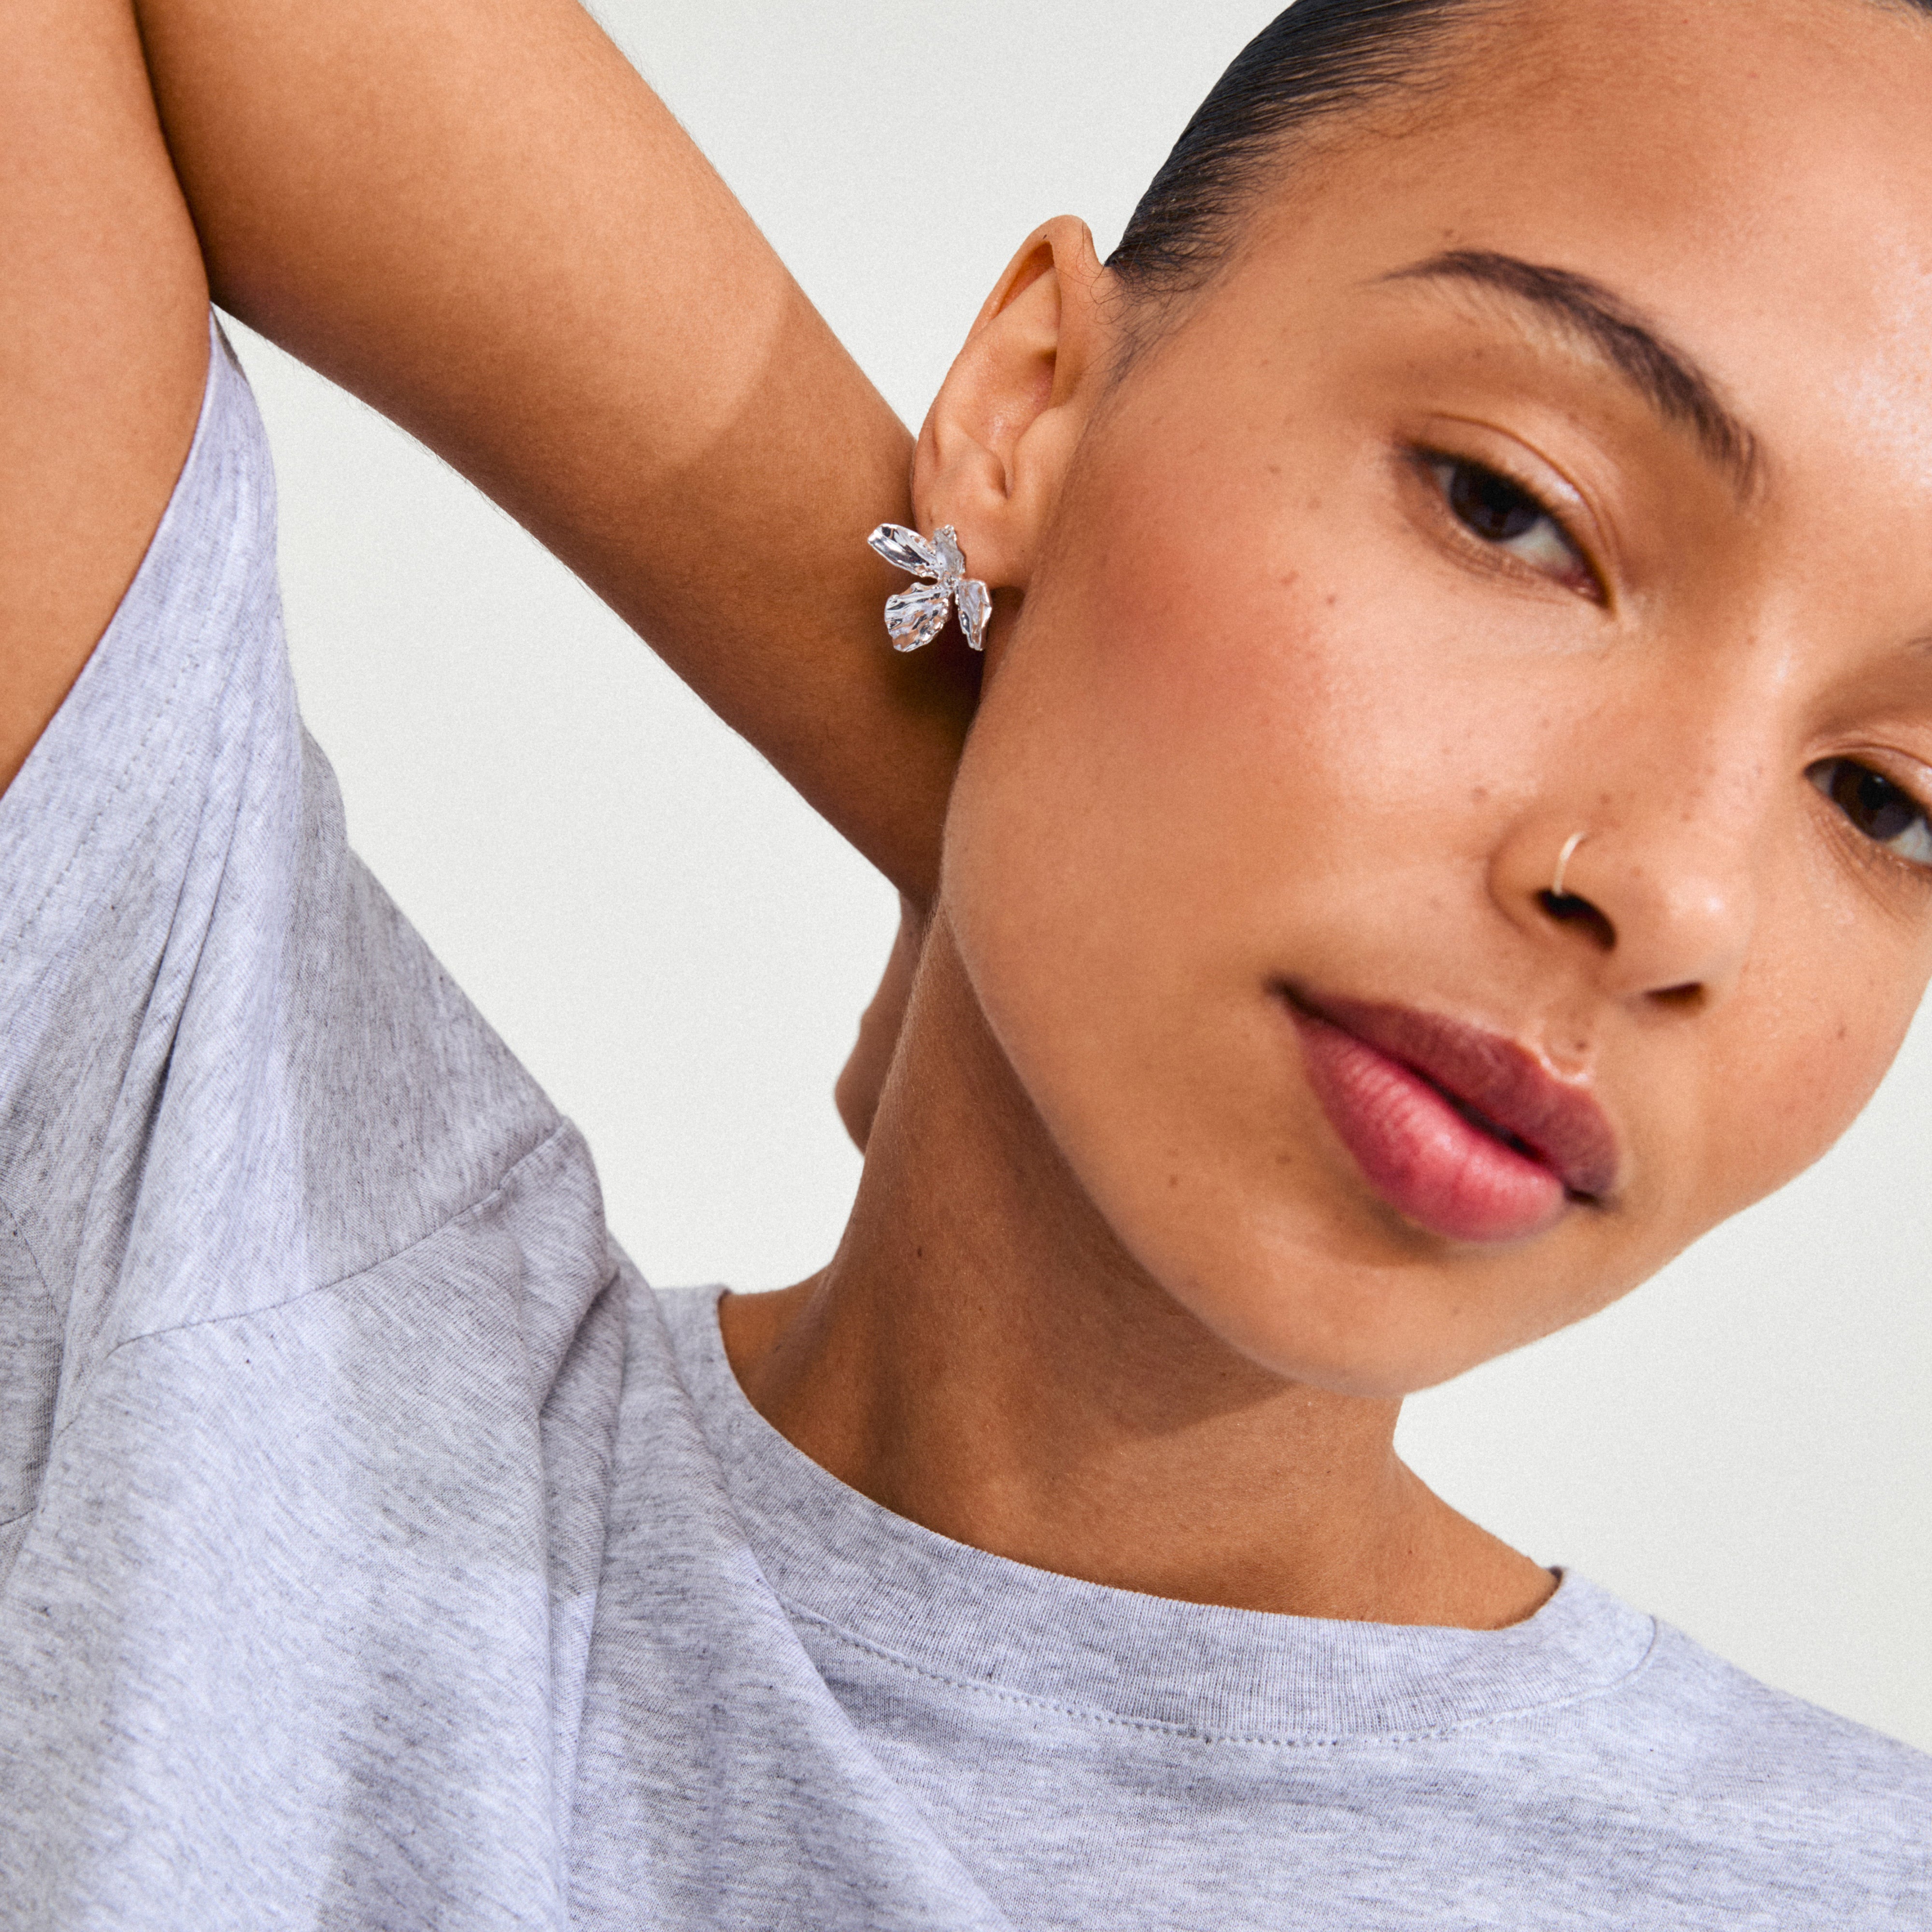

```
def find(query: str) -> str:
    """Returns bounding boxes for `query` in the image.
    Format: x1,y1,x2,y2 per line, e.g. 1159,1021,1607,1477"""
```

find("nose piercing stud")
1551,831,1588,899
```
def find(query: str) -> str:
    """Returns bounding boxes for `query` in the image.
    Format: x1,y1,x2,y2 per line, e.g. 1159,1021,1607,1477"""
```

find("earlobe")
913,216,1109,597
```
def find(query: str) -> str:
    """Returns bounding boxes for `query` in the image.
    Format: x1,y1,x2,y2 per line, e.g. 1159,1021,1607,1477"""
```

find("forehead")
1177,0,1932,529
1259,0,1932,333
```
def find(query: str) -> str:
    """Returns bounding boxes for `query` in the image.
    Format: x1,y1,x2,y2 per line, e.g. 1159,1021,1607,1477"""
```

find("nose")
1491,794,1759,1009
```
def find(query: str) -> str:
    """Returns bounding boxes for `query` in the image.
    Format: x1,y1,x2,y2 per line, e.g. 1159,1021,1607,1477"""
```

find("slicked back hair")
1107,0,1503,306
1106,0,1932,329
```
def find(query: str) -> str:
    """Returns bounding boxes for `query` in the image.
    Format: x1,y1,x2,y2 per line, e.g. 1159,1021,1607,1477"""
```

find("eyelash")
1418,450,1601,600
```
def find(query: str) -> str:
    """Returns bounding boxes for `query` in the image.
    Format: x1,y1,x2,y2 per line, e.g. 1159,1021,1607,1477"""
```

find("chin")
1166,1270,1485,1399
1110,1172,1630,1400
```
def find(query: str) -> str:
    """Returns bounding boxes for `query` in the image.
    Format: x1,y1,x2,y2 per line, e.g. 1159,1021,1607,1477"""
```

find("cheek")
942,520,1327,1213
948,491,1348,1021
938,466,1559,1390
1693,926,1926,1219
949,436,1510,977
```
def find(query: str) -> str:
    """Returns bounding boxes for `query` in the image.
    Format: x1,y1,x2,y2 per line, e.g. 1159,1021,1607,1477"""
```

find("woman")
5,0,1931,1926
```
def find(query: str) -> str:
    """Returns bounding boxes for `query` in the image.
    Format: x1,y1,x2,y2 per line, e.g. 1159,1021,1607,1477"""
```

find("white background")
229,0,1932,1752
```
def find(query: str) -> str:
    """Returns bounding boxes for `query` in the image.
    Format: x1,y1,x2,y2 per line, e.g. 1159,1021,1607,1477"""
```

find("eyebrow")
1382,249,1761,494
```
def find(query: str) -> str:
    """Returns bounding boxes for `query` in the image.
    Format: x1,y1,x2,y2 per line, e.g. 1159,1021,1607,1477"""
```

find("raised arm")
4,0,967,899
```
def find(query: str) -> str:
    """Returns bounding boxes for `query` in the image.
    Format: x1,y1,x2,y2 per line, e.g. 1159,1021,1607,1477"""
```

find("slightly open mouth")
1408,1064,1600,1207
1435,1082,1541,1162
1279,984,1621,1236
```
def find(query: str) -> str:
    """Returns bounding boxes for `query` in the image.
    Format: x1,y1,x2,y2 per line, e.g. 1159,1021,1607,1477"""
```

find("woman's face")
938,0,1932,1395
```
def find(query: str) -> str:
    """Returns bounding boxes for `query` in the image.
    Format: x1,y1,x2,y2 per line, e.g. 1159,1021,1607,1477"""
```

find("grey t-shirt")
2,322,1929,1929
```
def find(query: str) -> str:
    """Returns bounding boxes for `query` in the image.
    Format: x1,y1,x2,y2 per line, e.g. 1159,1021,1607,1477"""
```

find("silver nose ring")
1550,831,1588,899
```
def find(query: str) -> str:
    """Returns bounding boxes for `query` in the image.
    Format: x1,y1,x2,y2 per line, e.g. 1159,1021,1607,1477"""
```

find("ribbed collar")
661,1285,1657,1743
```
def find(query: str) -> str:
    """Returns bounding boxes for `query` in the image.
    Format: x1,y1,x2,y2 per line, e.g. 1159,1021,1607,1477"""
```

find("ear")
912,216,1109,603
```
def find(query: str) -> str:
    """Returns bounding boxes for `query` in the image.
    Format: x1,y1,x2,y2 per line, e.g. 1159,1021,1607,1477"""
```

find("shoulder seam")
55,1117,577,1430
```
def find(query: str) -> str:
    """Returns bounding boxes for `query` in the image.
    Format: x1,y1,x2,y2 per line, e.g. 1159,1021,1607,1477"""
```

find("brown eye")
1446,461,1544,543
1425,455,1592,591
1811,759,1932,867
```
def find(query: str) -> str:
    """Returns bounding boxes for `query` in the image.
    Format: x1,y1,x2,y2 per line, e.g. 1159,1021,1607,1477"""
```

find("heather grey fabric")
572,1287,1932,1929
3,319,1930,1930
0,322,628,1927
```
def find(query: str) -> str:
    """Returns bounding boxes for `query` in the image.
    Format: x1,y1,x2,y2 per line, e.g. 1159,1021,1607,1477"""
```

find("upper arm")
0,0,208,796
4,0,964,893
131,0,966,900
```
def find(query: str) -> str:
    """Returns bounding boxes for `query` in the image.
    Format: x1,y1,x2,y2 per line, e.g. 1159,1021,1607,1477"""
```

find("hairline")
1102,0,1519,376
1104,0,1932,380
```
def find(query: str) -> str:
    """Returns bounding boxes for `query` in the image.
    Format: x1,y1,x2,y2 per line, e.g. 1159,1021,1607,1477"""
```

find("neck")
723,919,1552,1630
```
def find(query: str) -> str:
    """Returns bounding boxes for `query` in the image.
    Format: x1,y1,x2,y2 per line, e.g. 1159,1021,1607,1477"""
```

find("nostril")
1538,888,1616,952
1651,982,1705,1012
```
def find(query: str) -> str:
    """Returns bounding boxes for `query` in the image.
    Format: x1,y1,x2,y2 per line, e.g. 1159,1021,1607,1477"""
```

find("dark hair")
1108,0,1932,316
1107,0,1499,305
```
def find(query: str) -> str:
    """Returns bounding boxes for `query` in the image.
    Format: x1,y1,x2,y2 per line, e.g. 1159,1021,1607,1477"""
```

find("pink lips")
1284,991,1619,1246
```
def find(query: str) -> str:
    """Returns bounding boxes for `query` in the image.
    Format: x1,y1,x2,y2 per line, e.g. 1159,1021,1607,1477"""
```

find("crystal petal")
932,526,966,577
955,577,991,653
884,582,951,651
869,523,943,577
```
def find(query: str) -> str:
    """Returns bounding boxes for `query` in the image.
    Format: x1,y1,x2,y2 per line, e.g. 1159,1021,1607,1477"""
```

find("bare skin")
730,934,1525,1629
835,893,926,1149
730,0,1932,1629
3,0,972,900
1,0,209,792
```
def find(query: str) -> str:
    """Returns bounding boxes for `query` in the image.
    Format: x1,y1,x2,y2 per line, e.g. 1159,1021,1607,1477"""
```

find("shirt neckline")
658,1285,1658,1743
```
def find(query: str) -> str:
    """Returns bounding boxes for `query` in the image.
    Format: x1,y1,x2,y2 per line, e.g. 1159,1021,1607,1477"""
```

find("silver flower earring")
867,524,992,653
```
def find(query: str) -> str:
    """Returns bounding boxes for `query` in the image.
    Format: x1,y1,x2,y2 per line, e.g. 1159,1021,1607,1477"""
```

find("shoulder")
1640,1622,1931,1788
1599,1619,1932,1880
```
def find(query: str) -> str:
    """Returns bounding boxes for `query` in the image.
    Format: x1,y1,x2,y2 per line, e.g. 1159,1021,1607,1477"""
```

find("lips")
1282,989,1619,1246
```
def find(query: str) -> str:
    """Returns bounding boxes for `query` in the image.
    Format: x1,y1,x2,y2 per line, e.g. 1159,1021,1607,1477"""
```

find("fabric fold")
0,320,625,1931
